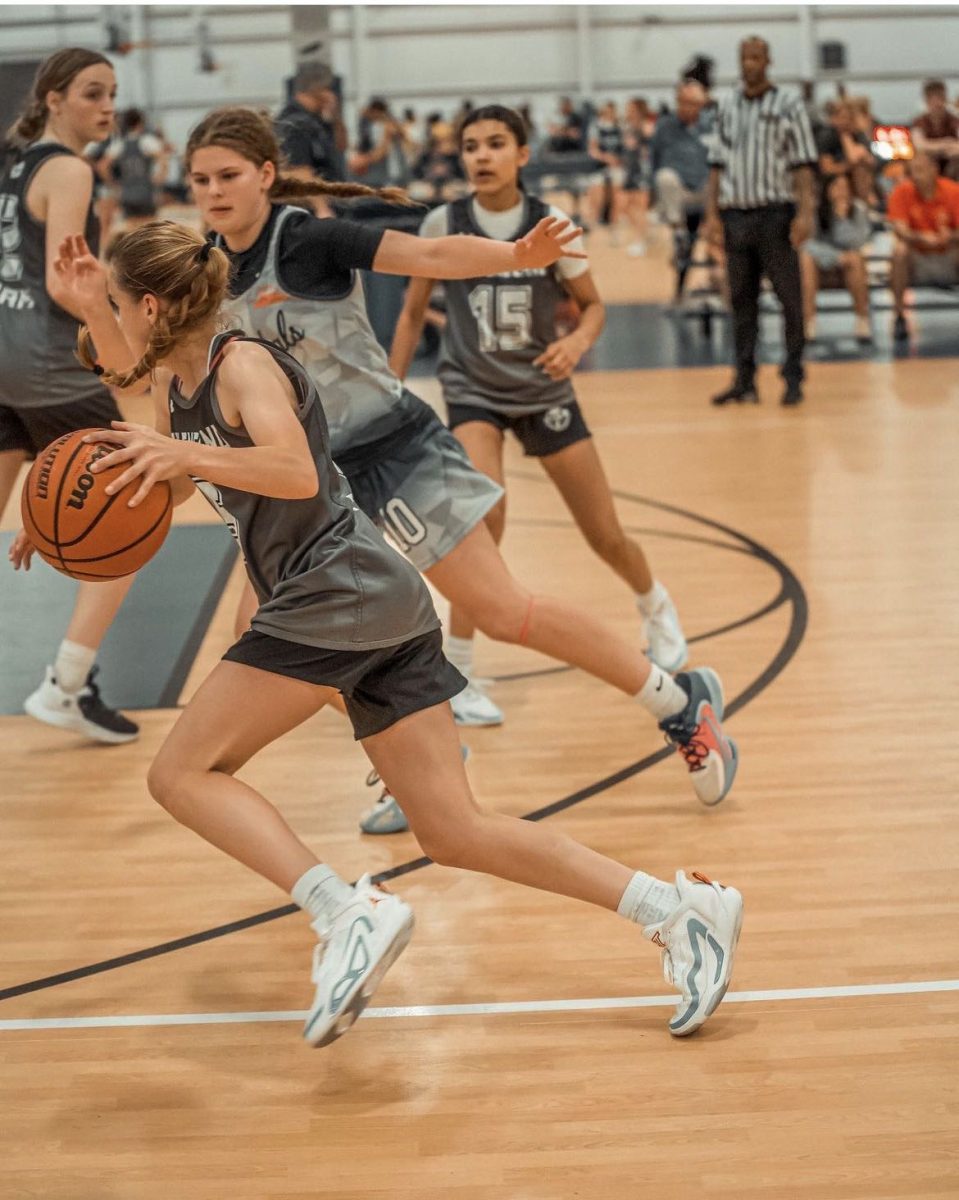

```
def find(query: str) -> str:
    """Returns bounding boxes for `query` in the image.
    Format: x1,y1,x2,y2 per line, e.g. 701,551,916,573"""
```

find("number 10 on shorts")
379,497,427,552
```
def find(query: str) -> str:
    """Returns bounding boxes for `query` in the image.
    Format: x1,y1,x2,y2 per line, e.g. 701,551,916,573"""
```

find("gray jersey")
169,332,438,652
438,195,575,416
217,205,421,459
0,142,111,409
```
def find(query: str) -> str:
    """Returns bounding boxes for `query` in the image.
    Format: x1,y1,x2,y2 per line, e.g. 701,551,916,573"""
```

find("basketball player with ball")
0,49,144,743
11,218,743,1048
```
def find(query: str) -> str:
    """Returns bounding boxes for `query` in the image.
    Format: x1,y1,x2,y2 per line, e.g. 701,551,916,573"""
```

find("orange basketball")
20,428,172,581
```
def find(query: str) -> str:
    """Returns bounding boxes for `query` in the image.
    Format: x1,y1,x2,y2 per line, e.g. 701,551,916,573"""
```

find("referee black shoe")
711,382,759,406
781,383,804,407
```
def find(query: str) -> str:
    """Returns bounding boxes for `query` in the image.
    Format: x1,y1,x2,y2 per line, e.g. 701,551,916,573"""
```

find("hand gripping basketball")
19,427,173,581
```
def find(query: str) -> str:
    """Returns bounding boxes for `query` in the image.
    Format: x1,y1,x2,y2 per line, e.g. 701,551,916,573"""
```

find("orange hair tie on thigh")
517,595,536,646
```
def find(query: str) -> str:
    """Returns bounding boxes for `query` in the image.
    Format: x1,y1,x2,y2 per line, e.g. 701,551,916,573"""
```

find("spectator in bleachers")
622,97,654,255
800,173,873,343
548,97,586,154
887,151,959,339
352,97,406,187
586,100,627,239
911,80,959,182
650,81,710,237
817,100,878,205
410,120,466,202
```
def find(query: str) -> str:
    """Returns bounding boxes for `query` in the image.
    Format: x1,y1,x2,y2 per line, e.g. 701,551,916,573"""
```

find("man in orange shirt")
888,151,959,338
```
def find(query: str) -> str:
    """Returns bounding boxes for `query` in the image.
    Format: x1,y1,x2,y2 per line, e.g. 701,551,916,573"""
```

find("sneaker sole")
23,696,139,745
451,709,504,728
359,809,411,836
695,736,739,807
669,889,744,1037
304,912,415,1048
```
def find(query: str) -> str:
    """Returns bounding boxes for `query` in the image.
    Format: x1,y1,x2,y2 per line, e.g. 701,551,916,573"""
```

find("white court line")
1,978,958,1032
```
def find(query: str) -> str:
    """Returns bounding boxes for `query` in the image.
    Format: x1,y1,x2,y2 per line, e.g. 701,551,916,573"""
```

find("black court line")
0,491,807,1003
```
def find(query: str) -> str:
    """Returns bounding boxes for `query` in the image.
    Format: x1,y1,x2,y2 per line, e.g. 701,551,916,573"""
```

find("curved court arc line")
0,491,807,1004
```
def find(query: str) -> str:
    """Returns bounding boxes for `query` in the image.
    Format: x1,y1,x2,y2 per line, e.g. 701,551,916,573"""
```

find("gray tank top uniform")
439,196,575,416
216,204,504,574
217,205,426,468
168,332,438,652
0,142,111,409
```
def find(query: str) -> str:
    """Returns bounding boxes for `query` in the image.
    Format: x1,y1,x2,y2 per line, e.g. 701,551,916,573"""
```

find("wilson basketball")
20,428,172,581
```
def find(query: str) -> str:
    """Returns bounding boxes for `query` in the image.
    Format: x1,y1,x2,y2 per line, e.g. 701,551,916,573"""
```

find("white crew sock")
291,864,355,931
53,639,97,695
635,580,667,616
444,635,475,679
617,870,681,927
635,663,688,722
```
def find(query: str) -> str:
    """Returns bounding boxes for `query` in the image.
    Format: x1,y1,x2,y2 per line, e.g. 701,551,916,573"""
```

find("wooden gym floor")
1,228,958,1198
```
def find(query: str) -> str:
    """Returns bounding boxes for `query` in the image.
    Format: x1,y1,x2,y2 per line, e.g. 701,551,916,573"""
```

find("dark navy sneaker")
660,668,738,806
711,382,759,406
25,665,139,745
781,382,804,407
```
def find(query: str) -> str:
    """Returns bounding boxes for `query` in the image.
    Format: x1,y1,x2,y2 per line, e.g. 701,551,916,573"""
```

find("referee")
704,37,817,406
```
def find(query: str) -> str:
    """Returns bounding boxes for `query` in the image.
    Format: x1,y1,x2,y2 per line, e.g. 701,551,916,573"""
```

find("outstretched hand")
8,529,37,572
53,233,109,315
514,216,587,270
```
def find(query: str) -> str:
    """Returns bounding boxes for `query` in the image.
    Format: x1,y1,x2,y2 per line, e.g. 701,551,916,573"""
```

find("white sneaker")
450,679,503,727
303,875,414,1048
24,665,139,745
642,589,688,672
644,870,744,1037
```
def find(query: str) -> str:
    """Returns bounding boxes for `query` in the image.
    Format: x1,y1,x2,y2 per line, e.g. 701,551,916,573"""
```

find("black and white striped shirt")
708,85,817,209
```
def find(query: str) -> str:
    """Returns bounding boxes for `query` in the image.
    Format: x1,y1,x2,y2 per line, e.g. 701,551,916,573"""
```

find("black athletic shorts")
446,399,591,458
223,627,466,741
0,392,122,458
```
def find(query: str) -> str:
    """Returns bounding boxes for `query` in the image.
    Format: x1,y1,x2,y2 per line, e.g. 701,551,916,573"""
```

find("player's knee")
417,819,481,870
472,596,528,644
147,755,181,813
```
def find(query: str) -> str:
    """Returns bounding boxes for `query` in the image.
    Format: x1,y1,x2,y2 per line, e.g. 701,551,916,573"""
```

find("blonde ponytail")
77,221,230,387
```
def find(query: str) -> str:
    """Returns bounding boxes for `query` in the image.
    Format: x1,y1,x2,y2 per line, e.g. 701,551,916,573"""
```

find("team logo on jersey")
542,406,572,433
252,286,292,309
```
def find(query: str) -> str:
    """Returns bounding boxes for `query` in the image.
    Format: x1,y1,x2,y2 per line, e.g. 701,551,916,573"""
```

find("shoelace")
365,768,390,804
661,716,708,774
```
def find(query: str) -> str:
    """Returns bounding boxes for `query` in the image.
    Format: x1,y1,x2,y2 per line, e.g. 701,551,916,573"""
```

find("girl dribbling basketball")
13,220,744,1045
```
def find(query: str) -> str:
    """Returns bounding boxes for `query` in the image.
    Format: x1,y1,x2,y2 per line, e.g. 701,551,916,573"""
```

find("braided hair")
77,221,230,389
186,106,415,207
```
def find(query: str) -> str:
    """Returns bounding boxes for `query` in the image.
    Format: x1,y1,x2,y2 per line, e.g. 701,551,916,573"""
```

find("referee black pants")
721,205,805,388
